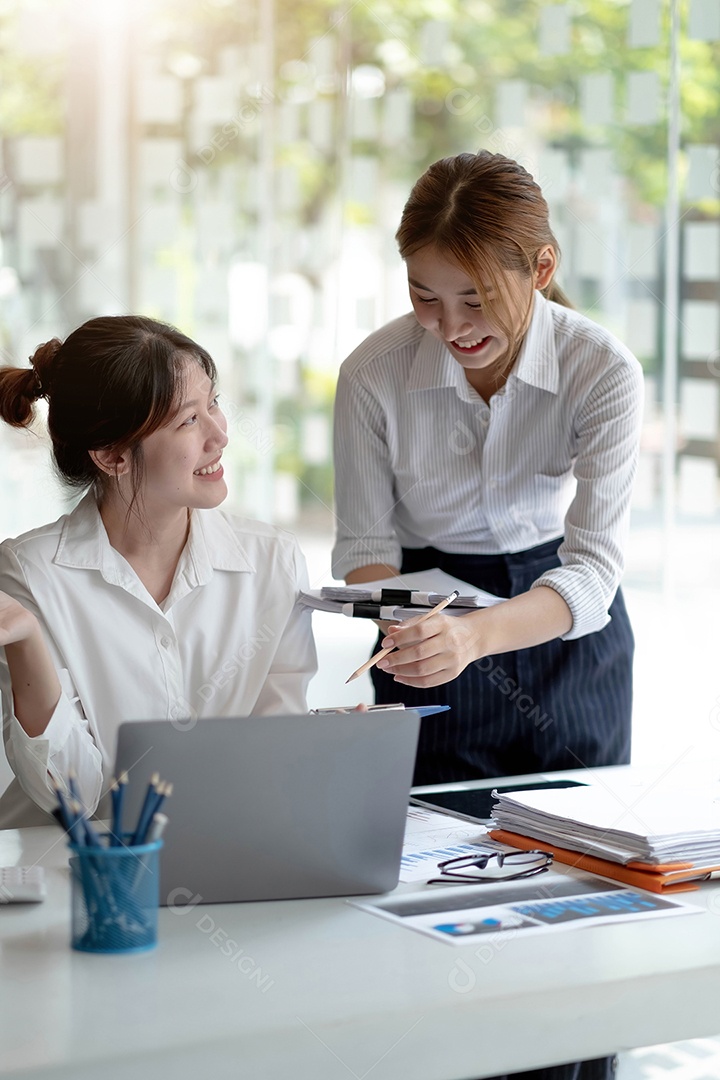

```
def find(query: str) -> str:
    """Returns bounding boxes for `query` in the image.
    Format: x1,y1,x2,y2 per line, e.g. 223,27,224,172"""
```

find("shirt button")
160,636,172,649
480,413,489,425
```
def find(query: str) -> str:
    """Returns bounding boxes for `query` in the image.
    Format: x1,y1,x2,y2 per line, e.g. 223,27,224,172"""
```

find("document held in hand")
299,568,505,621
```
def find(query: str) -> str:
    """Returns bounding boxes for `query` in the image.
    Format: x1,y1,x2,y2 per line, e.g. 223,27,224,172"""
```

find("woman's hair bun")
29,337,62,396
0,336,63,427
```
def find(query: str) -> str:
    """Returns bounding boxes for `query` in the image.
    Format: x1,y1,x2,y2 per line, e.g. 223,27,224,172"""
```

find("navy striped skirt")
371,540,633,787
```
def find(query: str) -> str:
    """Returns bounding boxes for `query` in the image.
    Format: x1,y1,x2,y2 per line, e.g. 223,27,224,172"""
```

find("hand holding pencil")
346,590,460,684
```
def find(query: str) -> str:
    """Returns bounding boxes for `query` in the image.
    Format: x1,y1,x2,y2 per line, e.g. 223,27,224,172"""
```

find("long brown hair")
0,315,217,510
396,151,571,369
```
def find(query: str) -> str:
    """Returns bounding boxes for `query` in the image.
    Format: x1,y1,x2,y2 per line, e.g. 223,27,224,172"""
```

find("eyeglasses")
427,849,553,885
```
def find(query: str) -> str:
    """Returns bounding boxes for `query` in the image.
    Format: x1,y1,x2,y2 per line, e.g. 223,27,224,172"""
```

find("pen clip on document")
345,590,460,684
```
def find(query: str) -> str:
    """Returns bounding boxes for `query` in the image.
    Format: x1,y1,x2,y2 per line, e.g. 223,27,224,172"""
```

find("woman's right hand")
0,592,38,647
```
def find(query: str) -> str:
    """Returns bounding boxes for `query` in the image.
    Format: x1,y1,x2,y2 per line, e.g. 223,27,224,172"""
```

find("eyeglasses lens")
439,851,550,880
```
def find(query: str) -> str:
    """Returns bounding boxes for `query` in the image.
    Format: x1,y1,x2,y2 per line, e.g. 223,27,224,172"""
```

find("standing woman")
333,151,643,789
0,316,316,827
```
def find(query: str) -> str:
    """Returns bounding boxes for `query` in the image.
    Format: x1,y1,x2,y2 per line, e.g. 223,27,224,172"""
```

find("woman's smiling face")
136,359,229,516
405,245,535,381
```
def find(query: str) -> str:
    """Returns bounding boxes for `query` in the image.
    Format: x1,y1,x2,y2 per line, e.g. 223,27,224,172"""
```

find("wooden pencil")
345,590,459,684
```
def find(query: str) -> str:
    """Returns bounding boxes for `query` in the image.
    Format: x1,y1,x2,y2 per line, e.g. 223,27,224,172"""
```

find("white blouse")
333,292,644,640
0,493,317,827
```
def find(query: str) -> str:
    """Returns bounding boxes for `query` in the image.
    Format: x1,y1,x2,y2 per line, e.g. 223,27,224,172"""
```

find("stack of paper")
489,783,720,893
300,568,504,621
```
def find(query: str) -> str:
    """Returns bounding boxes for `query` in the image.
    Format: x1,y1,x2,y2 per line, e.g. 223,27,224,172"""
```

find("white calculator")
0,866,47,903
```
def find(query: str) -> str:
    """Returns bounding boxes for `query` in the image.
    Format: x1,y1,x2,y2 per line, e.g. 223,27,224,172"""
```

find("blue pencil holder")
68,836,163,954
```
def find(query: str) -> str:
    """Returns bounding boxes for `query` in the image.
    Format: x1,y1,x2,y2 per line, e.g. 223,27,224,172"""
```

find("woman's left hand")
376,613,482,687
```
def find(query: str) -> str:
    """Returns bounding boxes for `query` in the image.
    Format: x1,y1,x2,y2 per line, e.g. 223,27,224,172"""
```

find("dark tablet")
409,778,588,823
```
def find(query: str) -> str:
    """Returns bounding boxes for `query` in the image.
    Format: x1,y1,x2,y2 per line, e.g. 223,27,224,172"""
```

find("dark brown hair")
0,315,217,504
396,151,572,367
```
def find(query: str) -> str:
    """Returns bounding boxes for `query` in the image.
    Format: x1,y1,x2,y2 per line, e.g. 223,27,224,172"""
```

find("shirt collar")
405,291,559,399
511,291,560,395
189,509,256,576
54,493,255,599
406,328,478,398
54,492,111,573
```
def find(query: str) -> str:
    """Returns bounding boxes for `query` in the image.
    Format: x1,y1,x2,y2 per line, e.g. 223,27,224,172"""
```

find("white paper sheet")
400,807,491,883
353,872,697,945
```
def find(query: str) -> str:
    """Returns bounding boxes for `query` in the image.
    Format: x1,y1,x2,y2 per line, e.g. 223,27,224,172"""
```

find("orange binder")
488,828,720,894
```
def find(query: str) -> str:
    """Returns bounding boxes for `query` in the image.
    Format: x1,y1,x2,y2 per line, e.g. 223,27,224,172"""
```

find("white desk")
2,766,720,1080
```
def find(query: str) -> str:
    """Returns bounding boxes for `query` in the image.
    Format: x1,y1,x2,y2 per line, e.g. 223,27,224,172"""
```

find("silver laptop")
114,711,420,905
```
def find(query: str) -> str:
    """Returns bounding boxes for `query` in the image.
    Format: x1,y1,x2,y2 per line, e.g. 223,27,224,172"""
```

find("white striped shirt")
332,291,644,640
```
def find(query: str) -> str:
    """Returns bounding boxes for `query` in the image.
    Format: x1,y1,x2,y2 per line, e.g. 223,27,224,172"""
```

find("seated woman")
0,315,317,827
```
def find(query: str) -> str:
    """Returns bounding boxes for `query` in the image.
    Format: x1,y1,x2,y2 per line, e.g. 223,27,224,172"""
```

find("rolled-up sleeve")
332,370,402,580
531,358,644,638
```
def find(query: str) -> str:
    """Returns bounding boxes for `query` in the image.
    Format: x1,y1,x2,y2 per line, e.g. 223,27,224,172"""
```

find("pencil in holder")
68,835,163,954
